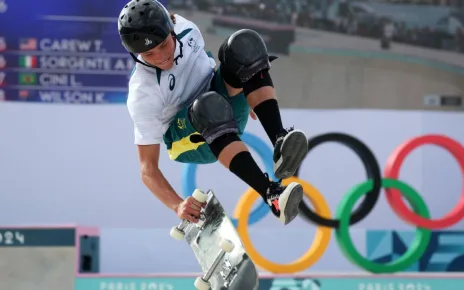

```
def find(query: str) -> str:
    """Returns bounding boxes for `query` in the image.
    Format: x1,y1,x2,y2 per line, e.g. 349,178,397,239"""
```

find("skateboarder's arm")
137,144,184,213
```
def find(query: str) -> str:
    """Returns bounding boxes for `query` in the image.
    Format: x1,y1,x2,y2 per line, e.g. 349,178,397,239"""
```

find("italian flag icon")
19,56,38,68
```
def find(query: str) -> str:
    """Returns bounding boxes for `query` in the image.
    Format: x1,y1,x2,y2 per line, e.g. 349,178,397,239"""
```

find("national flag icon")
19,38,37,51
19,90,29,99
19,56,37,68
0,38,6,51
19,73,37,85
0,56,6,69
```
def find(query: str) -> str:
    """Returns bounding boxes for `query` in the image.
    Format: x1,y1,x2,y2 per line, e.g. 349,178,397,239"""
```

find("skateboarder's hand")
176,197,205,223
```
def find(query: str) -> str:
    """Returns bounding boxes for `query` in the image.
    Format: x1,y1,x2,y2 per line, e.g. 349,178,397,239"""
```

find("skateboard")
170,189,259,290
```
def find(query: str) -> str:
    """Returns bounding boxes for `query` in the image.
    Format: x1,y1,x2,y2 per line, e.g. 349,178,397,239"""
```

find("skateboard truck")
194,237,235,290
169,189,208,240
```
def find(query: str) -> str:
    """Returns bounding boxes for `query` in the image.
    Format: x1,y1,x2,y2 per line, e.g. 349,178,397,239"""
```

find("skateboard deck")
170,189,259,290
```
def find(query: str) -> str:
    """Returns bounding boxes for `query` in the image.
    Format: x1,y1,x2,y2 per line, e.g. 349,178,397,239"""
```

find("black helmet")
118,0,174,54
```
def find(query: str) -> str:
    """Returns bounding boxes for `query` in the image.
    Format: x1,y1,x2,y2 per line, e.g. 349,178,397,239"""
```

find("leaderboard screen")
0,0,167,104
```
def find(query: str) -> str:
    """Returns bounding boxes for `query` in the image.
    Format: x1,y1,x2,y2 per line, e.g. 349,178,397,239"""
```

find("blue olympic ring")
182,132,276,227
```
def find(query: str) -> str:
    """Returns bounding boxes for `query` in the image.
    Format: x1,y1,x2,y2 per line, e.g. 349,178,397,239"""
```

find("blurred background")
0,0,463,289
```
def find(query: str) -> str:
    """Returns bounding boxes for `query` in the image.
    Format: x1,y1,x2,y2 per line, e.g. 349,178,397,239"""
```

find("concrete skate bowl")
181,10,464,111
0,247,75,290
0,226,100,290
271,47,464,111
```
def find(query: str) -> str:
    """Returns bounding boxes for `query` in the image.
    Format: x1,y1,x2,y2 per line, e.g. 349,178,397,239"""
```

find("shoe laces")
276,126,294,141
264,173,283,200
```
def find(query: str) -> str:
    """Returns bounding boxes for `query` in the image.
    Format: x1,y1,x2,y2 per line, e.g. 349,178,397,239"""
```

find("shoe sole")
278,182,304,225
274,130,308,179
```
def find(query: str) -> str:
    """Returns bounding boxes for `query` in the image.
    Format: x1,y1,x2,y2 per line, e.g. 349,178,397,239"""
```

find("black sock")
208,133,241,157
229,151,270,199
253,99,284,145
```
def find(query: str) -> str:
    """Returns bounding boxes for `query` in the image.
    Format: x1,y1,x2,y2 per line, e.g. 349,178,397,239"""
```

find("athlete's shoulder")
172,14,203,38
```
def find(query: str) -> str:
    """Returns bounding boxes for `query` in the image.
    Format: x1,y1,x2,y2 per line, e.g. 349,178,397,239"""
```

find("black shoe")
264,174,303,225
273,127,308,179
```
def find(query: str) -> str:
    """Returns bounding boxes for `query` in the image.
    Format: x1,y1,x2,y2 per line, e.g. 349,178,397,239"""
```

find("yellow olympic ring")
233,177,332,273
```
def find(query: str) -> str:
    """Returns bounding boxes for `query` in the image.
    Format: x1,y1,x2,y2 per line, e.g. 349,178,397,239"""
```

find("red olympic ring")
384,134,464,229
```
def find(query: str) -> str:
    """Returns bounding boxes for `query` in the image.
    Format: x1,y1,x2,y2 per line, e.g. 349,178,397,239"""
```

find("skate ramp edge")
270,46,464,111
186,10,464,111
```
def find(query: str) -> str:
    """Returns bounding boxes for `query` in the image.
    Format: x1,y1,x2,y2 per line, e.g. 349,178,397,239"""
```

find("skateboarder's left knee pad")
189,91,239,147
218,29,277,95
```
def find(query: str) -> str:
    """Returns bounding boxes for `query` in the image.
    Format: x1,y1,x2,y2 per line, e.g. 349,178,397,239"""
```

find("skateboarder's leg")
189,91,302,225
218,29,308,180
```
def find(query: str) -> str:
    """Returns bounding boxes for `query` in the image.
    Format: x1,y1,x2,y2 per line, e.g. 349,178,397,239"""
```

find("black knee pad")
242,69,274,97
218,29,278,85
188,91,239,144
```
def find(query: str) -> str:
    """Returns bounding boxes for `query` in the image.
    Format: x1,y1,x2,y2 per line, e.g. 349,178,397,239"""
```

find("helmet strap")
172,31,183,66
129,53,156,69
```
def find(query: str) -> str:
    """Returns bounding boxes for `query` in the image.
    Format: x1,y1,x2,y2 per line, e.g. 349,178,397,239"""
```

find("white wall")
1,103,463,273
1,102,462,230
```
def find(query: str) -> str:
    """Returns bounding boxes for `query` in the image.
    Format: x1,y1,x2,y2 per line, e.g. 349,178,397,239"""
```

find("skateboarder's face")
140,34,176,70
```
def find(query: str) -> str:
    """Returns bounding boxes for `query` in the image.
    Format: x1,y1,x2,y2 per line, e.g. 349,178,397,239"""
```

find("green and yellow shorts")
162,66,250,164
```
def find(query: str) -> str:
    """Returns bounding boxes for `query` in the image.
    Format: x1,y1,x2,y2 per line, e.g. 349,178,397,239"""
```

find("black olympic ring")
294,132,382,228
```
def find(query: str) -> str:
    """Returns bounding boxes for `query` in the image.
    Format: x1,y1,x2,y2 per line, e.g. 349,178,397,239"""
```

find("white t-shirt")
127,14,216,145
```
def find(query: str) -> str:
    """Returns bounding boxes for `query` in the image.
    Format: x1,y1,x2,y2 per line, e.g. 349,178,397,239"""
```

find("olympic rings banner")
181,131,464,274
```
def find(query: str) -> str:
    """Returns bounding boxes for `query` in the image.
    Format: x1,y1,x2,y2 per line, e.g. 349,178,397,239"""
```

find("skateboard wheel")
219,237,235,253
192,189,208,203
169,227,185,240
194,277,210,290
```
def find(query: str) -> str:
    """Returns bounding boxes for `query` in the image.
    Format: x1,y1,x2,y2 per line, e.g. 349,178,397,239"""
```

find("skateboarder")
118,0,308,225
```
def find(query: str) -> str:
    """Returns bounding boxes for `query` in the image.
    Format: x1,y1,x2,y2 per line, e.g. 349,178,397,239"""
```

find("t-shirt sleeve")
190,21,206,48
127,78,165,145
